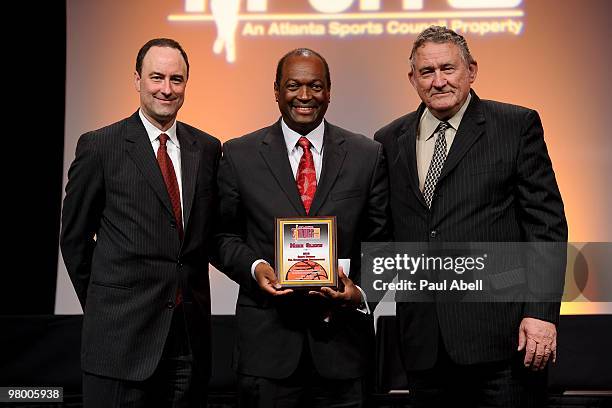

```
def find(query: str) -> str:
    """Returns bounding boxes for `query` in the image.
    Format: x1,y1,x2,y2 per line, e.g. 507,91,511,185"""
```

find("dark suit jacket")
216,120,389,380
60,111,221,381
374,92,567,370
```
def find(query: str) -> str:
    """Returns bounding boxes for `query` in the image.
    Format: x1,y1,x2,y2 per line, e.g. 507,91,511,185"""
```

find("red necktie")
157,133,184,240
296,137,317,214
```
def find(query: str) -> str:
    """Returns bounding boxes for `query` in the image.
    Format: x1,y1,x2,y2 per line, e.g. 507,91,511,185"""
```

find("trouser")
83,306,207,408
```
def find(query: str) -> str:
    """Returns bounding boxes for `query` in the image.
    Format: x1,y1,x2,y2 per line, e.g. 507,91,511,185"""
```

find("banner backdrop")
57,0,612,315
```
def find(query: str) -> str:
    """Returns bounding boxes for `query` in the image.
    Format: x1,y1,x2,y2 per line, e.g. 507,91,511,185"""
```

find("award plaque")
275,217,338,289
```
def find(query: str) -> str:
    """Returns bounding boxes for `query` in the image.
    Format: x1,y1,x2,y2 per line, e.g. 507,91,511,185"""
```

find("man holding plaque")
216,48,389,407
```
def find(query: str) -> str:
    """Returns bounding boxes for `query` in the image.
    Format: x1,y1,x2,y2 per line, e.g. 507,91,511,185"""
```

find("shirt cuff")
251,259,269,280
355,285,371,315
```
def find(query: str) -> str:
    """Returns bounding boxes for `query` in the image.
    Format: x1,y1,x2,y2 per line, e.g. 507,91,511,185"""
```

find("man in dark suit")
216,48,389,407
374,26,567,407
60,38,221,407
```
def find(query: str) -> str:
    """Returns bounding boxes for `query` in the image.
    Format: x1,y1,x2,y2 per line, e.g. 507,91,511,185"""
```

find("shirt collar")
139,109,179,147
419,92,472,141
281,119,325,154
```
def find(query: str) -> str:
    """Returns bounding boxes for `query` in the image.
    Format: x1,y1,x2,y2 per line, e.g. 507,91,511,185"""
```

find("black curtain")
2,0,66,315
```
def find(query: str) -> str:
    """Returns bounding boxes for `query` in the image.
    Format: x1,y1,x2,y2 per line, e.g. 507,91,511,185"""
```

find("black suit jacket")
216,120,389,379
60,111,221,381
374,92,567,370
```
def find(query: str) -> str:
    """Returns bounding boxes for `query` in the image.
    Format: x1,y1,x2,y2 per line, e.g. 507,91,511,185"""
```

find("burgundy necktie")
296,137,317,214
157,133,184,240
158,134,184,305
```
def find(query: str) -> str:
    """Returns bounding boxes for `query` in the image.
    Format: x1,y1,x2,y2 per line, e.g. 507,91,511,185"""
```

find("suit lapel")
438,93,485,182
259,121,306,215
309,121,346,216
398,103,428,209
124,111,174,218
177,123,201,231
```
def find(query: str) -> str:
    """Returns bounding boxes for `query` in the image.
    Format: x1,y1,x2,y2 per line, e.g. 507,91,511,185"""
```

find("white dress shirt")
281,118,325,180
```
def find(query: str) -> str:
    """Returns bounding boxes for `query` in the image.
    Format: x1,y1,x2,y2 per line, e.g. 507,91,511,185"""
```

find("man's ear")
468,61,478,84
408,69,416,89
134,71,141,92
274,82,279,102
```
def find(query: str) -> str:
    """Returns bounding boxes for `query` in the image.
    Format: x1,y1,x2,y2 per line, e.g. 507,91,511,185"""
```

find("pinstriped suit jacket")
60,111,221,381
374,92,567,370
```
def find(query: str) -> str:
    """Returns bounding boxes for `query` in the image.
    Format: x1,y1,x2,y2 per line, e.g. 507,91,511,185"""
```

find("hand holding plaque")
309,266,363,306
275,217,338,290
254,262,294,296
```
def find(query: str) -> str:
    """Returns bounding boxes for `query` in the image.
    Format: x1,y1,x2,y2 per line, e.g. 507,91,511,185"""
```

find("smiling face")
134,46,188,131
409,41,477,120
274,54,330,135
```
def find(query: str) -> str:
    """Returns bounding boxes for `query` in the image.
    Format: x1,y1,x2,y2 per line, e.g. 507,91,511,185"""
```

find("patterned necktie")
296,137,317,214
422,121,450,208
157,133,184,240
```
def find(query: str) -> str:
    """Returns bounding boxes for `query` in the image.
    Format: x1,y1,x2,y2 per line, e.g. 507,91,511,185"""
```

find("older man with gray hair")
375,26,567,407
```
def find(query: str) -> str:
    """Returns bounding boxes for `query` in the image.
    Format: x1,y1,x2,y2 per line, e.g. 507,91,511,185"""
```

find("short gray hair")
410,26,475,70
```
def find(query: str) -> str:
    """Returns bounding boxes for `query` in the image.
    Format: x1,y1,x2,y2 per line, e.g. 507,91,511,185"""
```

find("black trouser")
238,342,367,408
407,334,547,408
83,306,206,408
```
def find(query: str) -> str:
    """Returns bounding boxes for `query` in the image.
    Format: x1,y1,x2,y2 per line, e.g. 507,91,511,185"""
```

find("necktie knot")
159,133,169,147
436,121,450,135
298,137,312,151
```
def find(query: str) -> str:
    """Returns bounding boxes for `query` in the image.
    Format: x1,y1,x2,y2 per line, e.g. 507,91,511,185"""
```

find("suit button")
177,262,184,269
430,230,438,239
166,300,175,309
170,221,177,229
